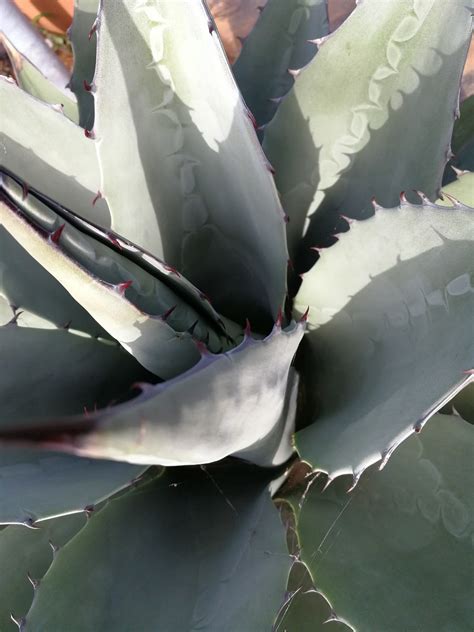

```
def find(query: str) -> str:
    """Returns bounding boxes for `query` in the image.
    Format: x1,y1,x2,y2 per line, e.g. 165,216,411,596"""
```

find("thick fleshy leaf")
263,0,472,264
0,325,155,422
1,513,86,632
294,195,474,480
0,322,305,468
233,0,329,132
274,561,353,631
443,383,474,425
439,170,474,208
295,414,474,631
0,225,104,334
0,181,237,378
92,0,287,327
23,468,290,632
0,35,79,123
0,448,145,525
0,76,110,227
444,96,474,184
68,0,99,129
0,0,70,89
1,170,235,339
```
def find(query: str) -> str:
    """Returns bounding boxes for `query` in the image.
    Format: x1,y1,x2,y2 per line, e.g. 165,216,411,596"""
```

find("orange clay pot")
13,0,74,34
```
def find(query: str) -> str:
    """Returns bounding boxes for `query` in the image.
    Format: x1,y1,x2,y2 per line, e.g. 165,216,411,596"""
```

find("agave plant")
0,0,473,630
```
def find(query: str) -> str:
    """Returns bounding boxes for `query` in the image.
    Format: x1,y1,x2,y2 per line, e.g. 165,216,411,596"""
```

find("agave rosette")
0,0,472,630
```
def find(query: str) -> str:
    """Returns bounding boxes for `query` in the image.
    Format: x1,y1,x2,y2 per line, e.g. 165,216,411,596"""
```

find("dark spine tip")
195,339,210,356
83,79,92,92
208,20,215,34
92,190,102,206
106,232,122,249
161,305,176,321
51,224,65,244
275,307,283,328
88,18,98,40
287,258,294,271
187,319,199,335
84,504,95,518
246,109,258,130
244,318,252,336
84,128,95,139
22,182,29,200
300,306,310,322
117,280,133,294
163,263,180,276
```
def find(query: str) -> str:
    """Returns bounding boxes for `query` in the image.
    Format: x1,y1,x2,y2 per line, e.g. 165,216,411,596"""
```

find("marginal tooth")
346,471,362,493
92,191,102,206
116,280,133,294
288,68,302,79
371,196,383,211
299,307,310,323
161,305,176,321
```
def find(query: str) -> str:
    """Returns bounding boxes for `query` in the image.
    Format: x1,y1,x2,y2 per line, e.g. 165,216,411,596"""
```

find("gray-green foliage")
0,0,472,629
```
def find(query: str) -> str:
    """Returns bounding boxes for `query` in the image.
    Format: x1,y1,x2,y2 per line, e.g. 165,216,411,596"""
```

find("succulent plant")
0,0,473,630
